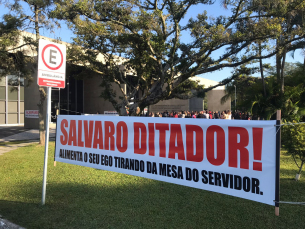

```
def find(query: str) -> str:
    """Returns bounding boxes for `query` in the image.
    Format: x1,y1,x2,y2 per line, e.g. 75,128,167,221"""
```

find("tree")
282,121,305,180
221,74,268,116
267,0,305,96
1,0,58,144
221,0,305,117
222,62,305,120
51,0,305,116
0,14,32,79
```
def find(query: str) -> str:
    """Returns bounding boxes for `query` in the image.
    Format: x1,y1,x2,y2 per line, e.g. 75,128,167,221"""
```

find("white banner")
55,115,277,206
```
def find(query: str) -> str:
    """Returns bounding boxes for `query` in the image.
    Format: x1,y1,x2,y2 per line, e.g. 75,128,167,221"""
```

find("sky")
1,0,304,82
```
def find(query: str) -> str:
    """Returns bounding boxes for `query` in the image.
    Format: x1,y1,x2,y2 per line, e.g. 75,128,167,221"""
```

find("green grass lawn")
0,142,304,229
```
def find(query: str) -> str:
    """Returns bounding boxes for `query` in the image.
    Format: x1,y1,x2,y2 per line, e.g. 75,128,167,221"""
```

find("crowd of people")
144,110,259,120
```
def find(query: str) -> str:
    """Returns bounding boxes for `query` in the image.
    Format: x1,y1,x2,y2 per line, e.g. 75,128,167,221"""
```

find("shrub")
281,121,305,176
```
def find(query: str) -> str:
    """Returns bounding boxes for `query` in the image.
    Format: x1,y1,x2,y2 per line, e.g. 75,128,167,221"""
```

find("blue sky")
1,0,303,82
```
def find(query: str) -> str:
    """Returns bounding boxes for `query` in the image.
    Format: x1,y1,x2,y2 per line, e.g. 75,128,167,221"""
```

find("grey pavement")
0,124,56,143
0,128,56,143
0,125,56,156
0,126,27,139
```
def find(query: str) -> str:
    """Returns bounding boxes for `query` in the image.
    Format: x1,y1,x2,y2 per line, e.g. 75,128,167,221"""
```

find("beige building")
149,76,230,113
1,32,230,127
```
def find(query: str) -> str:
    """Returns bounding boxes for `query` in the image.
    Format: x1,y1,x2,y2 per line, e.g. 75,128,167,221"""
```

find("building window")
0,86,5,100
0,76,6,124
0,75,24,125
0,77,6,86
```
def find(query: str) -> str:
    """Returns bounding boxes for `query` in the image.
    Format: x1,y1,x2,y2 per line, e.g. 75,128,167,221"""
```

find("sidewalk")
0,128,56,143
0,127,56,156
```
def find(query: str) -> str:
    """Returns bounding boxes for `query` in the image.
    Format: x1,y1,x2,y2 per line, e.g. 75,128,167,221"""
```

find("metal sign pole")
42,87,52,205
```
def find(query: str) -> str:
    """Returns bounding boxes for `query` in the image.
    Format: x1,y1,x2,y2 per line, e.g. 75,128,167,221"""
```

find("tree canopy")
50,0,305,115
0,13,30,78
2,0,305,116
0,0,58,80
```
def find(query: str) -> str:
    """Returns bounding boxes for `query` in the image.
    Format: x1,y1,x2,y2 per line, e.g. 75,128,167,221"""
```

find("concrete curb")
0,218,25,229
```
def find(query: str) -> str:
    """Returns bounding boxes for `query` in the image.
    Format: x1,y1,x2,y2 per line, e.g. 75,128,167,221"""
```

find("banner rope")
274,122,305,134
59,108,82,114
50,108,82,119
274,200,305,205
276,122,305,126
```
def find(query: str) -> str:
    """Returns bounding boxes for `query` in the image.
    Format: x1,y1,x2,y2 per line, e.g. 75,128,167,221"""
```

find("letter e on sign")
37,39,66,88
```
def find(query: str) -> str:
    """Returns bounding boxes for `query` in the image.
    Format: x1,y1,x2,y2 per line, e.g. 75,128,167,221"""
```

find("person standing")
227,110,232,120
204,110,209,119
197,111,205,118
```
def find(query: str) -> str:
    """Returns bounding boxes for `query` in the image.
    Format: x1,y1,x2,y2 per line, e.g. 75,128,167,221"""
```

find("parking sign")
37,39,66,88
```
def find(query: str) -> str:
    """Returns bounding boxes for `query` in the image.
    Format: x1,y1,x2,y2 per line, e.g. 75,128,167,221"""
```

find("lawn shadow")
0,176,304,229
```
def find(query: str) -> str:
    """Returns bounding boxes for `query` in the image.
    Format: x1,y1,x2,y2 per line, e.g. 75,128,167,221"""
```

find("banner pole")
275,110,281,216
42,87,52,205
54,111,58,167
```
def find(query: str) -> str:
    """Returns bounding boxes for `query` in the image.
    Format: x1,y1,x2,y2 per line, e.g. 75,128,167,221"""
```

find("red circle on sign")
42,44,64,70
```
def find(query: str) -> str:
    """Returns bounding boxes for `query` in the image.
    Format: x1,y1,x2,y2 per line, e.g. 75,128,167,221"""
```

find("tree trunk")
298,161,304,175
280,50,286,94
35,5,46,145
276,39,286,96
258,10,266,97
276,40,282,86
259,42,266,97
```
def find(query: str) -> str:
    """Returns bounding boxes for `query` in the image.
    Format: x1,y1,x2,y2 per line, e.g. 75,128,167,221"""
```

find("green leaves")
222,61,305,121
282,121,305,174
0,14,31,78
49,0,305,115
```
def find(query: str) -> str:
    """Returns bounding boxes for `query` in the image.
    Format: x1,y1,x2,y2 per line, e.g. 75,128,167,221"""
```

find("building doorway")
51,76,83,122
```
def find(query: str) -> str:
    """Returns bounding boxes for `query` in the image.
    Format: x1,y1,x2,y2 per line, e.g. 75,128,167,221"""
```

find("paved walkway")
0,126,26,139
0,128,56,156
0,128,56,143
